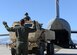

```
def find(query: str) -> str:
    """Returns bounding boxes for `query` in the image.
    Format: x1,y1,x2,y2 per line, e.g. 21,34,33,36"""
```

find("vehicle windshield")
24,23,32,28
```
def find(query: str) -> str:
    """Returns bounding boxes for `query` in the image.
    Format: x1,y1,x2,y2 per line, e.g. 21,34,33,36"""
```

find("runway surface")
0,45,77,55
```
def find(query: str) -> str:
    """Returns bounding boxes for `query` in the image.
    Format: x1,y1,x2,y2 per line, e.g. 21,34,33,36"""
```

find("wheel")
39,46,44,55
47,40,54,55
11,48,16,55
36,42,45,55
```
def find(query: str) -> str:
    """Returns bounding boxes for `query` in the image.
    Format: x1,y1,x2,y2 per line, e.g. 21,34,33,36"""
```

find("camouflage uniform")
3,21,36,55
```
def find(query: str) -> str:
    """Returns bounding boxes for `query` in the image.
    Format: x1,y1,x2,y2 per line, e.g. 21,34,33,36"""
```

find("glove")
3,21,7,25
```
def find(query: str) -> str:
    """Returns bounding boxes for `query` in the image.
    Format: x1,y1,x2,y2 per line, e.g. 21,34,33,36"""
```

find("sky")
0,0,77,42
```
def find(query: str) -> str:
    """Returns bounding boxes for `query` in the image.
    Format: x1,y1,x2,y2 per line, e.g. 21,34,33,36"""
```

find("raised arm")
3,21,15,32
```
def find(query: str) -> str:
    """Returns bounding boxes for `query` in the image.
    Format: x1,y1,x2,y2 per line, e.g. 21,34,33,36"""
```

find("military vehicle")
1,12,55,55
1,19,55,55
12,19,55,55
0,0,77,55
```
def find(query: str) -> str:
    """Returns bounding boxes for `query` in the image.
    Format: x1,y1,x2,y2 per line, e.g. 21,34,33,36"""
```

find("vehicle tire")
11,48,16,55
36,42,45,55
47,41,54,55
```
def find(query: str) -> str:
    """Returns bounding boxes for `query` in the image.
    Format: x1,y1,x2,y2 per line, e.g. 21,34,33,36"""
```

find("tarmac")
0,45,77,55
0,45,11,55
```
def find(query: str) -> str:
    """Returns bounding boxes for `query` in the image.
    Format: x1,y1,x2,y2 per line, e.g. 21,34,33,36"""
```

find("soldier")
3,13,36,55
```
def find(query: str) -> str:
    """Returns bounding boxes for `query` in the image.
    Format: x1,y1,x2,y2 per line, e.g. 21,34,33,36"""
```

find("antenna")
56,0,60,18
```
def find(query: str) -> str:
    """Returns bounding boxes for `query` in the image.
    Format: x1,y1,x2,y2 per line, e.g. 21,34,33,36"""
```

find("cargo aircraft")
0,0,77,55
